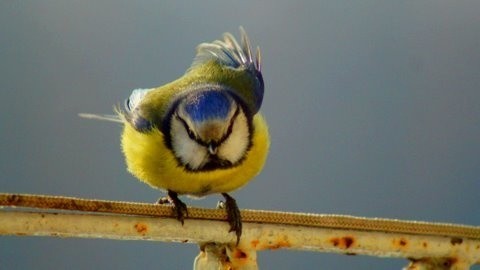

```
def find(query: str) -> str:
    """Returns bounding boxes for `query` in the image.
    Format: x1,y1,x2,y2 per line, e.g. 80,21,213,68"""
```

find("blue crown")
184,90,233,122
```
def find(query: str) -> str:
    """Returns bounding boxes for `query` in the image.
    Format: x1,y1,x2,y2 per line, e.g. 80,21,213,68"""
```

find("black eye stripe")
175,107,241,147
175,114,197,140
218,107,240,145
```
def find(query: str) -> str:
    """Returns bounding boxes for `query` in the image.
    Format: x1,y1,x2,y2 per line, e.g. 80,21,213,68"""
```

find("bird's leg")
221,193,242,245
156,190,188,225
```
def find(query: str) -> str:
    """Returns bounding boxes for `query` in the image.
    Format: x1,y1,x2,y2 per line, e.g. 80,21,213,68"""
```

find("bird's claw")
172,199,188,225
157,191,188,225
221,193,242,245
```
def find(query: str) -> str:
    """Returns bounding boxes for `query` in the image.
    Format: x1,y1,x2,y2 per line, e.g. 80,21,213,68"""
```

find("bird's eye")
175,114,196,140
186,127,196,140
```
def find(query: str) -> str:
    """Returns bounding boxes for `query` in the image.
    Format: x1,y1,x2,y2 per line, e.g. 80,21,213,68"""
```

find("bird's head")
169,90,251,171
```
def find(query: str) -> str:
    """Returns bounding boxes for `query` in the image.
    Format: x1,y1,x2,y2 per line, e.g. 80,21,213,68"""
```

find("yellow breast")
121,114,269,196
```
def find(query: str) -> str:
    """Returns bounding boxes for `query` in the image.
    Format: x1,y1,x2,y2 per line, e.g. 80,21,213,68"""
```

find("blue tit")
80,27,269,244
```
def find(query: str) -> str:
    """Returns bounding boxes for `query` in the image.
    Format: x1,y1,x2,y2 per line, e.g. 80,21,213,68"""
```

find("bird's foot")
156,197,170,204
156,190,188,225
221,193,242,245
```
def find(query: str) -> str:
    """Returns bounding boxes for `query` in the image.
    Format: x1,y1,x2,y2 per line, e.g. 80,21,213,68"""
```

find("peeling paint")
266,236,291,250
406,257,460,269
259,239,291,250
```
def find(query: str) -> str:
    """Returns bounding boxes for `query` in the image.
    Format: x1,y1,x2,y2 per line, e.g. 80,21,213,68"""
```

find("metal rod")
1,210,478,269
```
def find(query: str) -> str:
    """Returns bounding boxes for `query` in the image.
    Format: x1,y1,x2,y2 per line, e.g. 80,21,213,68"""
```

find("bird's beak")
208,144,218,155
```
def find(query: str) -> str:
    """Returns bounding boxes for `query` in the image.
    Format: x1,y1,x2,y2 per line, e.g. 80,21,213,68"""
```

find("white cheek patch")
170,118,207,170
217,110,250,164
170,108,251,170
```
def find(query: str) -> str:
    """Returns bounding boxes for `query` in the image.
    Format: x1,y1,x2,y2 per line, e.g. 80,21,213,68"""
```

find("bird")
80,27,269,244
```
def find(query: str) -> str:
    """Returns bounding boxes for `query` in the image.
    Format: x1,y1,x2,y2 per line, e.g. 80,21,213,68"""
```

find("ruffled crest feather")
190,27,261,73
189,27,264,114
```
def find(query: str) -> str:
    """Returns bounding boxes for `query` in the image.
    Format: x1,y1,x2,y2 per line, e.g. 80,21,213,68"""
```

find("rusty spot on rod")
450,237,463,245
330,236,355,249
393,238,408,248
134,223,148,235
233,250,248,259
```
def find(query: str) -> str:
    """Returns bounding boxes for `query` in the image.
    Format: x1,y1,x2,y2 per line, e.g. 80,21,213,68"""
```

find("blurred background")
1,1,479,269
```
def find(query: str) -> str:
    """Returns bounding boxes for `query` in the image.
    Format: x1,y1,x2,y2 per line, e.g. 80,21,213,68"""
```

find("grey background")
1,1,480,269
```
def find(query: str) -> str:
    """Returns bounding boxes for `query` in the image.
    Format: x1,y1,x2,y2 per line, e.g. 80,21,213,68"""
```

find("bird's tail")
78,113,123,123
